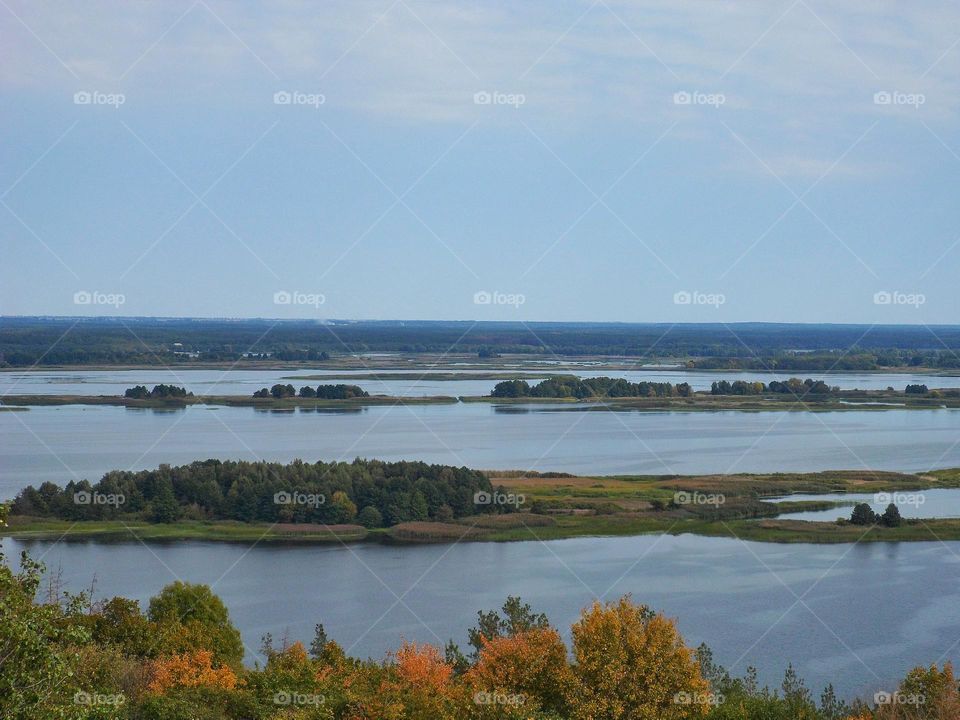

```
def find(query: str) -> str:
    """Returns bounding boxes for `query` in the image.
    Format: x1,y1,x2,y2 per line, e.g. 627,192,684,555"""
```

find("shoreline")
8,468,960,545
4,389,960,411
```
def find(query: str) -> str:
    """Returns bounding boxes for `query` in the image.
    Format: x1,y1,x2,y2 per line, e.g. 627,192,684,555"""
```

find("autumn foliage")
572,598,711,719
4,548,958,720
147,649,239,694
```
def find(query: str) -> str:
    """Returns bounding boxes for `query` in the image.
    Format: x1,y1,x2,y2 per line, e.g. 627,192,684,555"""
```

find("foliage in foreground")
1,526,957,720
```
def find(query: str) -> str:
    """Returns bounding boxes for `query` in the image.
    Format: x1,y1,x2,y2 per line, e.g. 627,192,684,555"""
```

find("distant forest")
11,459,504,528
2,317,960,367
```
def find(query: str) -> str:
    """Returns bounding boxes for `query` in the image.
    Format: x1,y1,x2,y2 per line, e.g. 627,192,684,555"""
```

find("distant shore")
4,388,960,411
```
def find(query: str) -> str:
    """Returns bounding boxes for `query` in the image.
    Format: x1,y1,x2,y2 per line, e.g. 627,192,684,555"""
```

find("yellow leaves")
571,596,709,720
146,649,238,694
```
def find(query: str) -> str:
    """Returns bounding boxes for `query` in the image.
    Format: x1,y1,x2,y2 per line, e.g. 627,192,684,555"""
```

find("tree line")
253,384,369,399
11,459,507,528
491,376,693,399
124,384,192,399
6,317,960,367
710,379,838,396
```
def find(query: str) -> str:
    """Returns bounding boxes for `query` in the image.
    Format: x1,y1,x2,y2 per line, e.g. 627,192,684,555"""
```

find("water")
5,368,960,701
7,534,960,700
1,368,955,399
774,488,960,521
3,404,960,498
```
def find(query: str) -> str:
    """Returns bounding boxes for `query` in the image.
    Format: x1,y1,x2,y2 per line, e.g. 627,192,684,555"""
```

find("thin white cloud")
3,0,960,175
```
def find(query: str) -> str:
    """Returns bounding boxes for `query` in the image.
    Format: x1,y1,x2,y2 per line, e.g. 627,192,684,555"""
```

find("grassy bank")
7,468,960,545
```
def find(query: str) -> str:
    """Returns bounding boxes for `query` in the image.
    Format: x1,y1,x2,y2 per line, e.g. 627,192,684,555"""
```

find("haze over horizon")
3,1,959,323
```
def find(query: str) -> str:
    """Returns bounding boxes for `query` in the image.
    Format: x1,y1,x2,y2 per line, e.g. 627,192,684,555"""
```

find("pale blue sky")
1,1,959,322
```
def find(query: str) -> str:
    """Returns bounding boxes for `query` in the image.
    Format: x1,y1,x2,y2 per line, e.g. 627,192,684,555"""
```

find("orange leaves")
146,649,238,694
392,640,453,692
466,628,574,715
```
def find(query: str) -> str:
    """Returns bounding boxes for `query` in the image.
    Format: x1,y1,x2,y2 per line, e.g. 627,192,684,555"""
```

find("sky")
1,0,959,323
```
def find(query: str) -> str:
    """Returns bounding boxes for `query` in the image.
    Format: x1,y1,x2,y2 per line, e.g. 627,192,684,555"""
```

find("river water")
7,533,960,700
3,368,960,701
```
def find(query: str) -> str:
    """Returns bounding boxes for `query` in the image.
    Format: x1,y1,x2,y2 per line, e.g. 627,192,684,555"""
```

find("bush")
357,506,384,528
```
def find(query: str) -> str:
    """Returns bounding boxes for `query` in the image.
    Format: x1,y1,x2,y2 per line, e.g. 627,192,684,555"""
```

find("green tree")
309,623,328,660
880,503,902,527
357,506,383,528
468,596,550,656
850,503,878,526
151,479,180,523
148,582,244,667
0,531,93,719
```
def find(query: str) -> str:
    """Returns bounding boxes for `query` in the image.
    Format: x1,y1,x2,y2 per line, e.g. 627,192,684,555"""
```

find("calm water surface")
2,368,957,398
5,369,960,701
3,404,960,498
8,534,960,700
774,488,960,521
